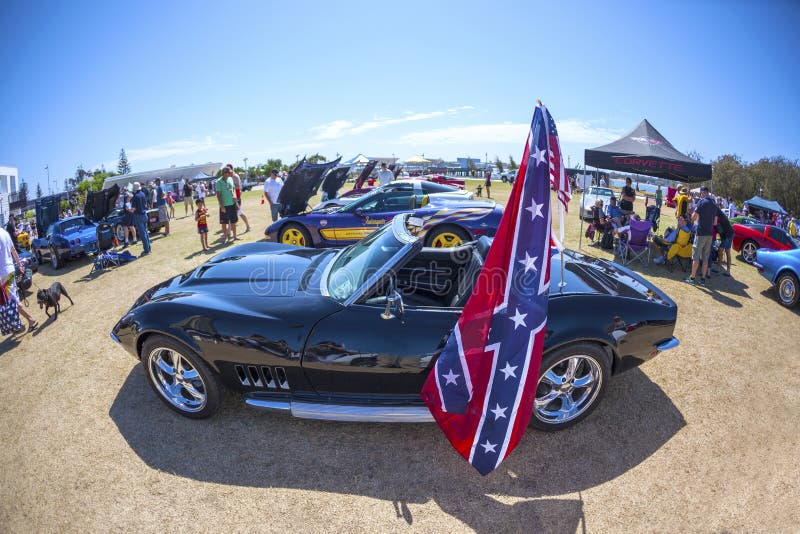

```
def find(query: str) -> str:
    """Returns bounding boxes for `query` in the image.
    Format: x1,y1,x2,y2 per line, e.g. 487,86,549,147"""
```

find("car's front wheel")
280,223,311,247
141,335,223,419
114,224,126,243
776,271,799,308
741,240,759,264
50,246,62,270
529,343,611,431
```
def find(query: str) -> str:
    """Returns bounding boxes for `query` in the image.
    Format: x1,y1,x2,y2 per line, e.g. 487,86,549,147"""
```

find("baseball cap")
271,169,279,175
133,182,141,191
700,185,709,192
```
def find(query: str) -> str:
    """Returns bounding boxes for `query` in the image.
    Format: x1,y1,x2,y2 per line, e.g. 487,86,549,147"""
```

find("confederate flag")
420,104,557,475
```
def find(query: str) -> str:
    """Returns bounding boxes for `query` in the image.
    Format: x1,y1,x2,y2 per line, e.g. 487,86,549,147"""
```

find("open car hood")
320,165,352,199
278,157,342,216
353,160,378,189
84,184,121,222
34,194,62,237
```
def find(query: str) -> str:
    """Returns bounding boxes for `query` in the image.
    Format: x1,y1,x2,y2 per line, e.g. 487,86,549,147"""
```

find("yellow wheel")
427,226,470,248
280,224,311,247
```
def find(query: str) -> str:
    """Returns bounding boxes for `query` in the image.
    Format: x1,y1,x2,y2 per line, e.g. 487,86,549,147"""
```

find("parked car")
733,223,797,264
268,184,500,248
31,216,99,269
111,214,679,429
754,248,800,307
500,170,518,183
315,179,473,210
579,186,616,219
730,216,758,225
17,248,38,273
102,207,165,243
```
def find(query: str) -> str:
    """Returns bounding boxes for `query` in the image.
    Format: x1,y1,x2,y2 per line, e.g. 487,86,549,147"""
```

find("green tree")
118,148,132,175
508,156,518,170
36,183,43,198
264,158,283,174
494,156,504,173
307,153,327,164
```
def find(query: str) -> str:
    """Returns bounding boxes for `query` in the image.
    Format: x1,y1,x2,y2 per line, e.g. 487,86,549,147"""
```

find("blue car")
31,216,99,270
754,248,800,307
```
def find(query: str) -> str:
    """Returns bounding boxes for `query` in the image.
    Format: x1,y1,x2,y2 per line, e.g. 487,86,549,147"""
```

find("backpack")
600,230,614,249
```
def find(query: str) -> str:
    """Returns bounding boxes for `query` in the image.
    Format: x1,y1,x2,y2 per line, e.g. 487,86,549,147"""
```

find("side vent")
275,367,289,390
234,365,250,386
260,366,276,388
247,366,263,387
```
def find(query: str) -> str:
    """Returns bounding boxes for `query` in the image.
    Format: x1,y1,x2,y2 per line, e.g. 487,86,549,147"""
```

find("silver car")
580,186,615,219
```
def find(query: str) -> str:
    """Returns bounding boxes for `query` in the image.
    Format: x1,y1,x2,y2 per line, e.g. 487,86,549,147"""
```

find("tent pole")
578,158,585,250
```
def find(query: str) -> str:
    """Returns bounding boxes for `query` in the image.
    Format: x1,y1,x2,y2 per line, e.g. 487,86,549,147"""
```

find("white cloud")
309,106,476,140
399,119,621,146
125,136,237,162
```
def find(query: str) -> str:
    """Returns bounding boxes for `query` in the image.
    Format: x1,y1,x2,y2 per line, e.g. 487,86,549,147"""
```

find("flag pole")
559,201,567,288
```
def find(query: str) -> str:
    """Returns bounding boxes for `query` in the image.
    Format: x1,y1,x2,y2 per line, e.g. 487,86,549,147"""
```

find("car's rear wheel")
280,223,311,247
141,335,222,419
776,271,799,308
426,225,471,248
529,343,610,431
114,224,126,243
50,246,62,270
741,239,759,264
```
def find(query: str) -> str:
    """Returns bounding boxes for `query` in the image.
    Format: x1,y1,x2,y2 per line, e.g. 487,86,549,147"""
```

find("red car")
733,223,797,264
399,174,465,189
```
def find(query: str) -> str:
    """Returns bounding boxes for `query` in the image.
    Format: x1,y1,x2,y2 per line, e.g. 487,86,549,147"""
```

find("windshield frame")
321,215,418,306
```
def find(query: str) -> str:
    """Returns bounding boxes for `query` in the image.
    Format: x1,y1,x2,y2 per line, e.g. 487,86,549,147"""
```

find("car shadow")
760,288,800,316
110,365,683,530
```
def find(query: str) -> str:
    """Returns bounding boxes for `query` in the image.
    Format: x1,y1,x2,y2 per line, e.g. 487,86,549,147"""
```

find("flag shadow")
109,365,682,530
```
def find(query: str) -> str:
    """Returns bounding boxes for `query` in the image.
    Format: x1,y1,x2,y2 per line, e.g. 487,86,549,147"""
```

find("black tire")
529,342,611,431
114,224,125,243
279,222,312,247
501,176,508,183
50,246,62,270
141,335,223,419
425,224,471,248
740,239,759,264
35,250,43,265
776,271,799,308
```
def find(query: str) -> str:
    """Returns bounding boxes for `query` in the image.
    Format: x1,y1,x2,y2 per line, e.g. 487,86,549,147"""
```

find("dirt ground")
0,183,798,533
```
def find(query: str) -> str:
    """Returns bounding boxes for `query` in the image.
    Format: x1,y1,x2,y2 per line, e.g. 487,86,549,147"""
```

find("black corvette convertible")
111,215,679,430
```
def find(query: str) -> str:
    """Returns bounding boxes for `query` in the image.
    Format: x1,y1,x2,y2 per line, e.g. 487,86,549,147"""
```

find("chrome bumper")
245,396,434,423
655,337,679,352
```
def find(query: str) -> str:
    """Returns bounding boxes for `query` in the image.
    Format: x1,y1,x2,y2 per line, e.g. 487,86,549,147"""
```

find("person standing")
684,186,717,286
377,162,394,187
655,185,663,209
197,181,207,202
619,177,636,218
183,179,195,217
263,169,284,222
195,198,209,251
131,182,151,255
154,178,170,237
5,215,17,248
0,226,38,333
715,204,734,277
226,164,251,232
484,170,492,199
216,167,238,243
122,189,137,247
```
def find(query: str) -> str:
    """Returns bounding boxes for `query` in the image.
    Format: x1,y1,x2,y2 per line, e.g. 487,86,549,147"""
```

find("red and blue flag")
420,103,558,475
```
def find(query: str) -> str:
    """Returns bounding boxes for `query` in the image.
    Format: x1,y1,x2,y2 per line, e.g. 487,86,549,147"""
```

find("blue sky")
1,0,799,193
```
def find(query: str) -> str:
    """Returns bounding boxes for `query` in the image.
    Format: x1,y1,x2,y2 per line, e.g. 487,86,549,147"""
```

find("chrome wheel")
534,354,603,425
741,241,758,264
147,347,207,413
777,273,798,307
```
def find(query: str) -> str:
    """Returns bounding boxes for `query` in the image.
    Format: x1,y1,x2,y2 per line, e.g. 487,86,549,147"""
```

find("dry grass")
0,182,798,533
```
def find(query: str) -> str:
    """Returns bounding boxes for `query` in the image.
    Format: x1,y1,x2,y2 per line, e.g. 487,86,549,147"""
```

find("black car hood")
278,157,342,216
320,166,352,199
353,160,378,189
84,185,120,222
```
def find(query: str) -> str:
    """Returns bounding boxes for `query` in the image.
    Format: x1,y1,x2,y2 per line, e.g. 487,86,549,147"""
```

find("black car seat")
449,246,485,308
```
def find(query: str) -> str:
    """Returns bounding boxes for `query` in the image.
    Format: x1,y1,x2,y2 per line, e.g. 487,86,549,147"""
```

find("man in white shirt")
377,163,394,187
263,169,284,222
0,227,38,333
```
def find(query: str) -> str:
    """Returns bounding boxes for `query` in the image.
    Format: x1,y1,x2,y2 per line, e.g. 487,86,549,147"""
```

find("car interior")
362,236,492,309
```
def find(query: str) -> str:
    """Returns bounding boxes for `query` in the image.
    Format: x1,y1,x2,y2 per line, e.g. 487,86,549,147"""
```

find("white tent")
344,154,370,165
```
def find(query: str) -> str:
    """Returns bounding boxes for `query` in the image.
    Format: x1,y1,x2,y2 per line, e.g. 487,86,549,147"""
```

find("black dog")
37,282,74,319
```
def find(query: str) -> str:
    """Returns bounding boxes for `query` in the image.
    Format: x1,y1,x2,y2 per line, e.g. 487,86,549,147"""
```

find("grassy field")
1,181,798,532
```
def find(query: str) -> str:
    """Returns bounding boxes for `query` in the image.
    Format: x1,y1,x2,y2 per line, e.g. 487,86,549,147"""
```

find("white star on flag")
510,308,527,330
517,251,538,273
499,362,518,380
480,440,497,454
534,147,547,166
442,369,460,385
490,404,508,420
525,198,543,221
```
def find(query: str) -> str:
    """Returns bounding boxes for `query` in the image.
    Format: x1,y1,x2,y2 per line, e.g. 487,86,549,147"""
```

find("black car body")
102,206,166,242
112,215,679,429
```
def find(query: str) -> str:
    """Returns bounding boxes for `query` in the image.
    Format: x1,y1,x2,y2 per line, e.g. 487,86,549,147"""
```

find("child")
166,190,175,219
195,198,209,251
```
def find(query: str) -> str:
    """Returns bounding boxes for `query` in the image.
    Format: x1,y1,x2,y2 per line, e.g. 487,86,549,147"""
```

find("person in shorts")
715,204,734,277
225,164,250,232
685,186,718,286
484,170,492,199
0,227,38,334
154,178,170,236
183,180,194,216
216,167,238,243
195,198,209,251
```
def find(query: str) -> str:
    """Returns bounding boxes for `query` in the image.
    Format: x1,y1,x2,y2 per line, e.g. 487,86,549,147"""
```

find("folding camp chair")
665,227,693,272
90,223,120,274
645,205,661,233
616,219,652,266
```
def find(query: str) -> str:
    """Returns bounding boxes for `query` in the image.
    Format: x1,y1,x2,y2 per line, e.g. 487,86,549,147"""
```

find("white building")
0,165,19,224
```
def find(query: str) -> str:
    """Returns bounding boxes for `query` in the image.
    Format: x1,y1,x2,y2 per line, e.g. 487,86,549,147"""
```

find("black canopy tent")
580,119,713,248
585,119,712,183
744,195,788,216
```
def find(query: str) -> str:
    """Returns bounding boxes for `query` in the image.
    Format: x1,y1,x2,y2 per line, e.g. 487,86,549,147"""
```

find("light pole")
45,165,50,195
243,157,248,182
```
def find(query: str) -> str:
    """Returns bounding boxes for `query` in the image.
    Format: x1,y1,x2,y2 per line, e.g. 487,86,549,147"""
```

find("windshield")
60,218,92,233
589,187,614,196
326,223,407,302
337,188,383,213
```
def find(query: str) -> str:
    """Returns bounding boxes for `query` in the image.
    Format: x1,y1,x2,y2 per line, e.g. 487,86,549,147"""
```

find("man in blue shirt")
685,185,717,285
604,196,622,226
131,182,152,255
